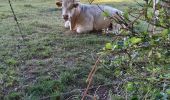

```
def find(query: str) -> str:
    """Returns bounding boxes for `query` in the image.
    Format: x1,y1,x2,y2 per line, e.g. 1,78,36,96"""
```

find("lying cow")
56,0,123,33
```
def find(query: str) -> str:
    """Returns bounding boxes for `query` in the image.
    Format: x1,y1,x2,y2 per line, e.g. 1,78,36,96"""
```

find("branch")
81,56,100,100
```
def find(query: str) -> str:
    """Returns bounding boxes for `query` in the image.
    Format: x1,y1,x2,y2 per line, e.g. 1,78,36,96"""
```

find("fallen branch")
81,56,101,100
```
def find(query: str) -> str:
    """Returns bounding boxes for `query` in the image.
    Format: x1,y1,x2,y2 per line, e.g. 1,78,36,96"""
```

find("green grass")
0,0,140,99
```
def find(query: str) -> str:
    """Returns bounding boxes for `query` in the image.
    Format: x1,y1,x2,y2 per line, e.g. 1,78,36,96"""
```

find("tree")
83,0,170,99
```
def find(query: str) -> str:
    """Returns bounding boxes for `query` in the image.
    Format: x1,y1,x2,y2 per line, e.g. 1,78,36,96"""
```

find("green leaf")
160,92,168,99
161,29,169,39
156,52,161,58
131,95,138,100
162,29,169,34
105,43,112,50
124,39,130,46
102,10,110,17
127,82,134,91
130,37,142,45
147,77,159,81
148,11,153,20
114,70,121,77
5,58,18,66
123,9,129,19
166,89,170,95
117,41,124,48
164,73,170,78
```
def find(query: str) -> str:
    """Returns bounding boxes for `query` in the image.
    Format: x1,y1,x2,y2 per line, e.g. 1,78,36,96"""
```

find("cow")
56,0,124,33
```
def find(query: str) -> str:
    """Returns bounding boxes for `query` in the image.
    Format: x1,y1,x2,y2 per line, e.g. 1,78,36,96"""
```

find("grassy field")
0,0,142,99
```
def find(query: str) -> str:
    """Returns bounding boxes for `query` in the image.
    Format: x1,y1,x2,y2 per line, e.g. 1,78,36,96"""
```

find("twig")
8,0,31,60
143,88,151,100
8,0,32,96
82,56,101,100
130,12,144,26
152,0,157,34
86,56,100,83
8,0,24,40
134,0,144,7
94,85,101,96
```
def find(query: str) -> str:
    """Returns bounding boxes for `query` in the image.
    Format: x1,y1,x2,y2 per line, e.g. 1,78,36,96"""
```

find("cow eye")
72,3,79,8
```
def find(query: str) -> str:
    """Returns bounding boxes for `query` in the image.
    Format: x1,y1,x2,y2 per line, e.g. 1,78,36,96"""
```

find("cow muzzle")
62,15,69,21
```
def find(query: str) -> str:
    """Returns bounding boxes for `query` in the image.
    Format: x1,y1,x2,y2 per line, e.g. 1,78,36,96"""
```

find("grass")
0,0,141,99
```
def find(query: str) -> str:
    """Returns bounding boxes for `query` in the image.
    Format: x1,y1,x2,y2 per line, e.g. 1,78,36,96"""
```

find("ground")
0,0,142,100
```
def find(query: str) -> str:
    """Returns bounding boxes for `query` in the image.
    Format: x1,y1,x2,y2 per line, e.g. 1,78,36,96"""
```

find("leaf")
102,10,110,17
105,43,112,50
5,58,18,66
114,70,121,77
127,82,134,91
147,77,159,81
112,45,118,50
156,52,161,58
117,41,124,48
148,11,153,20
164,73,170,78
124,41,129,46
131,95,138,100
123,9,129,20
130,37,142,45
160,92,168,100
166,89,170,95
161,29,169,39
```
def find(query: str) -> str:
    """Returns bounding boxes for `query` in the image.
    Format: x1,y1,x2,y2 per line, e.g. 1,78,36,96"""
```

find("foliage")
93,0,170,99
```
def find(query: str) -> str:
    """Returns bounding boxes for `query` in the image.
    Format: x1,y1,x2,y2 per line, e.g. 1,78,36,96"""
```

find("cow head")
56,0,80,21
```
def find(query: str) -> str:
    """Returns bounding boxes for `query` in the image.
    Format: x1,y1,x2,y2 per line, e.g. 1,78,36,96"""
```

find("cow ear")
56,2,62,7
73,3,79,8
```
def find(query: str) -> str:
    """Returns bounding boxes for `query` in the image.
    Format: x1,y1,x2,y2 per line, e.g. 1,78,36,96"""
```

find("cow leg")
76,25,93,33
76,27,89,33
64,21,70,29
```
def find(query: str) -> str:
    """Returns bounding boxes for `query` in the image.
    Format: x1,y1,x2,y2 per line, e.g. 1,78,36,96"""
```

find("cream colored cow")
56,0,123,33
